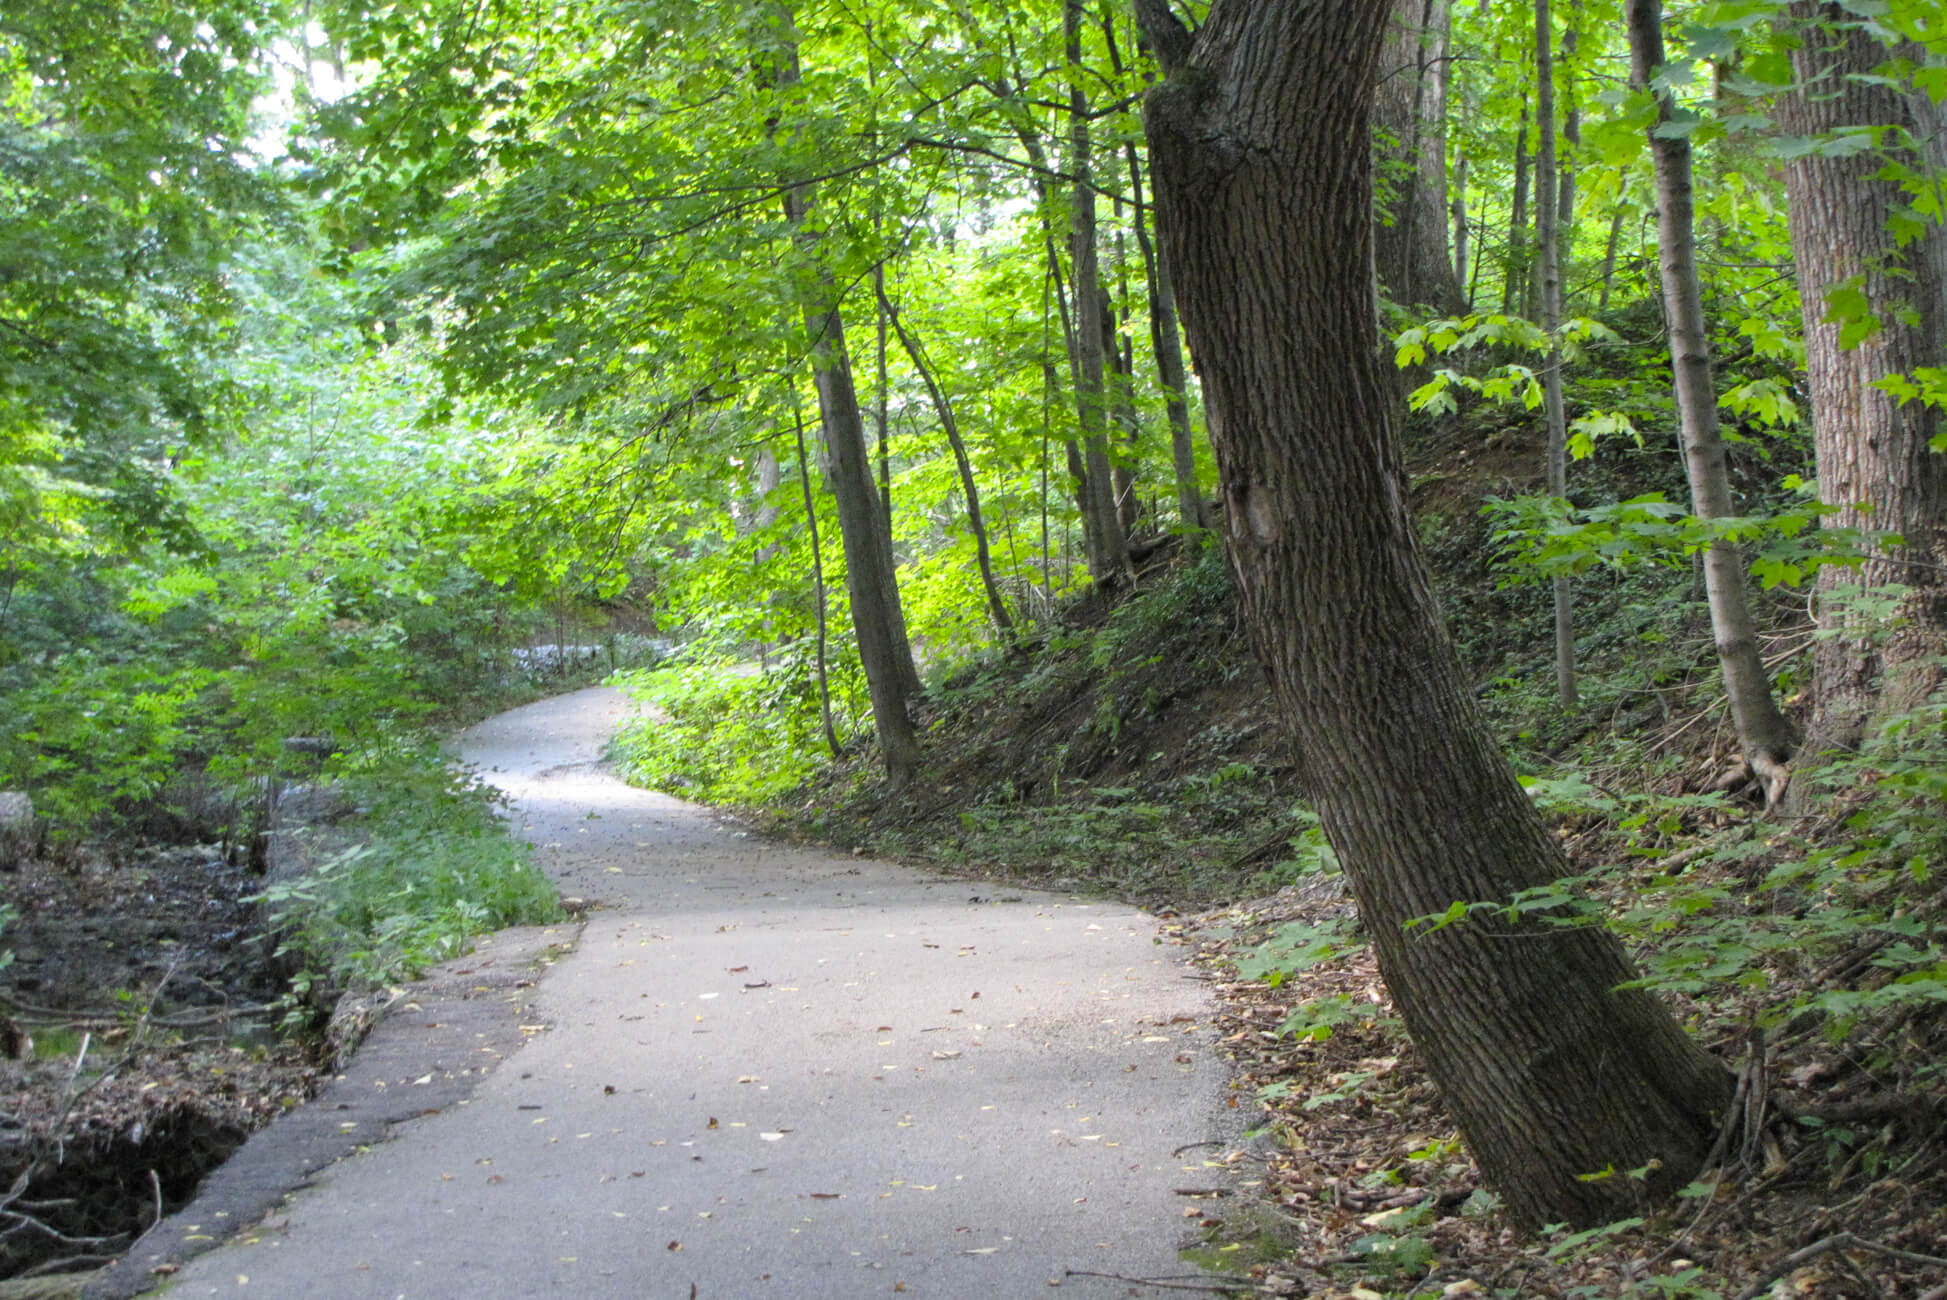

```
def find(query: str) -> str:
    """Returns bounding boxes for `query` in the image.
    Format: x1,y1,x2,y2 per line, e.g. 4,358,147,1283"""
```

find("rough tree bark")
1629,0,1796,803
1778,1,1947,757
1374,0,1466,313
1136,0,1733,1228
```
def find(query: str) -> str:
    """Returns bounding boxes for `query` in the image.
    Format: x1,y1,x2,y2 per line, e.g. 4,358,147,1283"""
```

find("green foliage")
1234,916,1354,989
1252,808,1341,890
1425,679,1947,1060
1347,1199,1437,1279
254,759,561,1012
1,657,219,833
1481,490,1868,588
1395,312,1627,422
609,656,853,806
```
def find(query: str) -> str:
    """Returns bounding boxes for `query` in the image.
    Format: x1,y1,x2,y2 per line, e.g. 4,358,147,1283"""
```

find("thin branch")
1734,1233,1947,1300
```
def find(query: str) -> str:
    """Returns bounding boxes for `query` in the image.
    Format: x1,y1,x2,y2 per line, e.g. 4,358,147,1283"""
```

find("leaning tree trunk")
1778,1,1947,758
1630,0,1796,803
1374,0,1466,313
1136,0,1733,1229
783,248,924,784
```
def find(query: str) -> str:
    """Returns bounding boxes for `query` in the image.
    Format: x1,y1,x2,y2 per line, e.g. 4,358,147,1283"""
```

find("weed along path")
149,687,1236,1298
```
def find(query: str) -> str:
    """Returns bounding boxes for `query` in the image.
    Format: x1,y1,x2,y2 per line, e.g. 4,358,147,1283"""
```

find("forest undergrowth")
734,411,1947,1299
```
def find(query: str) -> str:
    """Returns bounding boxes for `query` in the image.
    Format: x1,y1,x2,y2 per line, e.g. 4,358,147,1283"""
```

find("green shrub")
608,656,843,805
254,756,562,1017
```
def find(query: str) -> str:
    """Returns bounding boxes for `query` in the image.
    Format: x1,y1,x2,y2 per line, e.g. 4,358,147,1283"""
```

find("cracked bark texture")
1778,1,1947,759
1137,0,1732,1227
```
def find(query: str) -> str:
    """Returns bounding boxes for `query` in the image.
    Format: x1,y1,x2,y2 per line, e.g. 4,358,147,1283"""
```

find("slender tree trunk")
1041,270,1058,598
749,447,784,666
1598,194,1626,311
770,14,921,784
1536,0,1578,710
1138,0,1732,1229
1451,151,1470,300
877,283,1016,636
1557,15,1580,239
791,402,842,757
1504,103,1532,316
1106,222,1143,535
1128,143,1210,533
1066,0,1132,584
1630,0,1796,803
1778,1,1947,756
1374,0,1465,312
986,64,1108,564
874,262,893,541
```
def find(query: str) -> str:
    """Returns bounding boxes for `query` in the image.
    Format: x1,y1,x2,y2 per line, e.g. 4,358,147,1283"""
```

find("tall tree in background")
1065,0,1133,584
1778,2,1947,757
1137,0,1732,1227
1374,0,1467,313
1535,0,1577,709
1628,0,1796,803
1,0,272,581
770,10,924,784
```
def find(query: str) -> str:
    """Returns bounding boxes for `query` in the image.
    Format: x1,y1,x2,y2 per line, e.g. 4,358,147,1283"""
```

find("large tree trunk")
1630,0,1796,803
784,256,924,784
1778,2,1947,757
1374,0,1466,313
1137,0,1732,1229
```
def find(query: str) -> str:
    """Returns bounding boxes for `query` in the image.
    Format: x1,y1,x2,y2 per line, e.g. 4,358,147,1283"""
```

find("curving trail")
149,687,1235,1298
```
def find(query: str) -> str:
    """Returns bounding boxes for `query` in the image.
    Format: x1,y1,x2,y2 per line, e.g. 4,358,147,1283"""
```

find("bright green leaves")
1871,367,1947,446
1397,313,1623,419
1483,490,1868,587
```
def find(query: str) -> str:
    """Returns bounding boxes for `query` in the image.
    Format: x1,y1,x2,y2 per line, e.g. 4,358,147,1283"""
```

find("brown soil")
0,843,317,1282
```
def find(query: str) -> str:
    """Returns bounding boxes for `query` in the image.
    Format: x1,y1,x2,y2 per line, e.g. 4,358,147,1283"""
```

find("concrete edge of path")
84,922,583,1300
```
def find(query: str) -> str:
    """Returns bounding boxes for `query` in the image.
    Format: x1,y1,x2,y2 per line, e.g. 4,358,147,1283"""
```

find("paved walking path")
145,688,1234,1298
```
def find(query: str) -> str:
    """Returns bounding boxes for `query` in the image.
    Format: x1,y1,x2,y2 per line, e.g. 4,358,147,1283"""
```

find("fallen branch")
1735,1232,1947,1300
1062,1268,1256,1293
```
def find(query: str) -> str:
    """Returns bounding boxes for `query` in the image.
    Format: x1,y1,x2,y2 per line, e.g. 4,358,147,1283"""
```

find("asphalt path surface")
148,687,1235,1298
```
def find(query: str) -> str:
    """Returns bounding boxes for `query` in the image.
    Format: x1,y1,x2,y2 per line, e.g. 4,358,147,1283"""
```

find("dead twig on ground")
1062,1268,1256,1293
1734,1232,1947,1300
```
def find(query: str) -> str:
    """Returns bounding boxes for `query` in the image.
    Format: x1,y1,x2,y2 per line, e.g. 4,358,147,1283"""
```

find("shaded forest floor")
760,413,1947,1297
